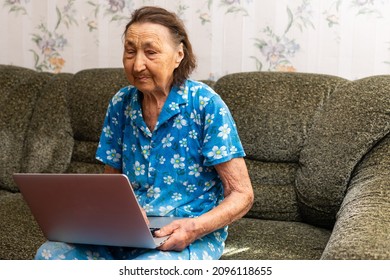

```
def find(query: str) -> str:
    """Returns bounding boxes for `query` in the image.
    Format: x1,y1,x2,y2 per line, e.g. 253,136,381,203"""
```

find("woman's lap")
35,234,224,260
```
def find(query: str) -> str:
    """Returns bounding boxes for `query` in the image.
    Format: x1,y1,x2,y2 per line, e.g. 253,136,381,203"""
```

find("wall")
1,0,390,80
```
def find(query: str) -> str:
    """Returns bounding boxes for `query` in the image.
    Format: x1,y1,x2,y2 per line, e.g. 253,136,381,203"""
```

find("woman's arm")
199,157,254,230
156,157,254,251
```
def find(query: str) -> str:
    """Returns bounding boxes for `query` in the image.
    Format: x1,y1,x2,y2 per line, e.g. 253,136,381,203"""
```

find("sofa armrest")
321,135,390,259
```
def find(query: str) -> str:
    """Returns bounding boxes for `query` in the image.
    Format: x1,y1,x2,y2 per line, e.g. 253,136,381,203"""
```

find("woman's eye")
146,50,157,56
125,49,135,55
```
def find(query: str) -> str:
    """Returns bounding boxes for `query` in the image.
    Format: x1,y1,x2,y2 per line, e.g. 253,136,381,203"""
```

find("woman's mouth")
136,75,149,82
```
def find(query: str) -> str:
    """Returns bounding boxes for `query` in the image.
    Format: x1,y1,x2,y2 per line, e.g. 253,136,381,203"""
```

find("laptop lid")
13,173,174,249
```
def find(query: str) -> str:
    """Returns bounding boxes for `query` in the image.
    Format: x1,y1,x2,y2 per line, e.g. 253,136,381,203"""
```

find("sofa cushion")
67,68,129,142
21,73,74,174
221,218,331,260
0,65,52,192
296,76,390,228
213,71,347,162
0,191,45,259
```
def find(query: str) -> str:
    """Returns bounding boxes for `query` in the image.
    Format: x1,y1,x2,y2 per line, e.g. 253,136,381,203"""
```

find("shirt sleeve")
200,89,246,166
95,89,126,170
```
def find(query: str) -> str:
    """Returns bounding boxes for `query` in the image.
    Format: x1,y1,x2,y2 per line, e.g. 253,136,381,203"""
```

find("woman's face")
123,22,184,95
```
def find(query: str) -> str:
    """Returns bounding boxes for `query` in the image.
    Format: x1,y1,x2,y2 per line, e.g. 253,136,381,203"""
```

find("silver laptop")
13,173,180,249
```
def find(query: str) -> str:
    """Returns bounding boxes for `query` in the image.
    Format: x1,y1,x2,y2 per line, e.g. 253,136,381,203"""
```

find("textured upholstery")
0,65,52,192
0,190,44,259
21,73,74,176
214,72,347,226
65,68,128,174
0,65,389,260
67,68,128,142
296,76,390,228
321,135,390,259
223,218,331,260
214,72,347,162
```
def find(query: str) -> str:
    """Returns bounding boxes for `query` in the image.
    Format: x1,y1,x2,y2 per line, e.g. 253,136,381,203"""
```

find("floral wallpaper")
1,0,390,80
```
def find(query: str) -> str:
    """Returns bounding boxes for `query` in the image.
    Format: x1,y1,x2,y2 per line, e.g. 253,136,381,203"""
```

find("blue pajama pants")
35,233,225,260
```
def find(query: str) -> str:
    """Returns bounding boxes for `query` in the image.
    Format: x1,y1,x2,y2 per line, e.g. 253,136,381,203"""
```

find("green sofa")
0,64,389,260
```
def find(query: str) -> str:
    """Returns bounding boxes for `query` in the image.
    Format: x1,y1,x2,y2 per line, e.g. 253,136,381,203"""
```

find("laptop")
13,173,180,249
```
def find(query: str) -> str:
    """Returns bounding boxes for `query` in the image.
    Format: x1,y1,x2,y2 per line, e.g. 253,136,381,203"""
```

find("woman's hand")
154,218,205,251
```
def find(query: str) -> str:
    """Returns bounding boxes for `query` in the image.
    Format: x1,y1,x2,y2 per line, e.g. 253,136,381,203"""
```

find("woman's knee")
35,241,81,260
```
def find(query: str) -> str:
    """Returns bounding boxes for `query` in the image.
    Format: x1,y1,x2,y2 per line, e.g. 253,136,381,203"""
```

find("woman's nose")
133,53,146,72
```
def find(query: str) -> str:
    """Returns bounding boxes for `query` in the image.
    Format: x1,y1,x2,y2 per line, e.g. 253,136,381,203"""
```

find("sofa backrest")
214,71,390,228
21,73,74,176
0,65,53,192
213,72,345,226
65,68,129,173
0,66,129,192
26,68,129,175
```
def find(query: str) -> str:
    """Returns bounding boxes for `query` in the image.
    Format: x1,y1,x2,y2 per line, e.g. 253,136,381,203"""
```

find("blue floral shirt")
96,80,245,219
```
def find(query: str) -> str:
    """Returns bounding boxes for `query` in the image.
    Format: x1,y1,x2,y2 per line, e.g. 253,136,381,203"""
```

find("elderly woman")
35,6,253,260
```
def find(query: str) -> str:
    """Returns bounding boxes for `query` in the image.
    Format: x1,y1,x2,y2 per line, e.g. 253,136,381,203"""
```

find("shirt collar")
156,82,188,130
131,81,189,135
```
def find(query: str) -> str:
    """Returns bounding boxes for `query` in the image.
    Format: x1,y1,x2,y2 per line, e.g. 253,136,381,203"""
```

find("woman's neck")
141,91,168,132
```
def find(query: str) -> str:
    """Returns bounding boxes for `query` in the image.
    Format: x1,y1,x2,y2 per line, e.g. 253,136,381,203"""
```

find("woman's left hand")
154,218,205,251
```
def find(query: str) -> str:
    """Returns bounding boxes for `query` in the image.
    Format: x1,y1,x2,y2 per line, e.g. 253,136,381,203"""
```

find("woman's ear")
175,43,185,68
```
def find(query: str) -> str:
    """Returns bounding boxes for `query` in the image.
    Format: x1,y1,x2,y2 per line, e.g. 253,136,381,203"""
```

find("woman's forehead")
124,22,173,45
